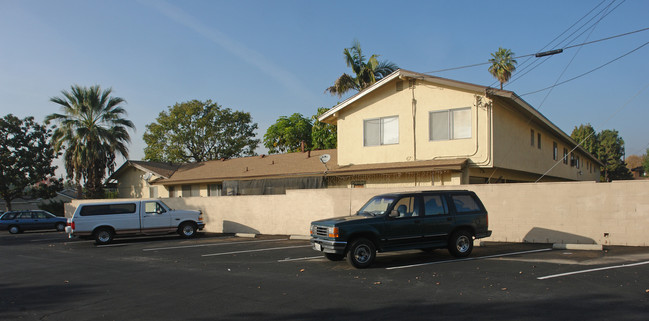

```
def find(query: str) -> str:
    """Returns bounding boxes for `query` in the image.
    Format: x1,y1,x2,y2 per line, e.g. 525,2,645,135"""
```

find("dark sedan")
0,210,67,234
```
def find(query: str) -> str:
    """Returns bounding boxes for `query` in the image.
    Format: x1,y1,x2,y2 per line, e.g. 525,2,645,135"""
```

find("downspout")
411,79,417,161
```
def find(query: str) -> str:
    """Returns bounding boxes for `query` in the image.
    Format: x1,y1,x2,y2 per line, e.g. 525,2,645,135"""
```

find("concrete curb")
289,235,311,240
234,233,257,238
552,243,603,251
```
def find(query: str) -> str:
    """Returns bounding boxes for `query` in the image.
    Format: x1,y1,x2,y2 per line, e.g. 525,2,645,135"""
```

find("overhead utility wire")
520,41,649,96
423,27,649,74
505,0,620,87
535,82,649,182
501,0,612,88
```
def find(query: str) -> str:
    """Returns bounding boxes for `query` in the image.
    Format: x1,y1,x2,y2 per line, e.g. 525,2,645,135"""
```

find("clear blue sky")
1,0,648,176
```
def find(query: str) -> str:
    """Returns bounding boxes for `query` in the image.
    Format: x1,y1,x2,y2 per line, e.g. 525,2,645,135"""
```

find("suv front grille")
314,226,328,237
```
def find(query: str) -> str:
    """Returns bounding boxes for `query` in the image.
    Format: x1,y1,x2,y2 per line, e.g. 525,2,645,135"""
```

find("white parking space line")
537,260,649,280
143,239,289,252
202,245,311,257
278,256,323,262
386,248,553,270
96,244,128,248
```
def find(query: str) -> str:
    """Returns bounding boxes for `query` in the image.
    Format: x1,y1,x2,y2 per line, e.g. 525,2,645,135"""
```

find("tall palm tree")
46,85,134,198
326,40,398,97
488,47,517,90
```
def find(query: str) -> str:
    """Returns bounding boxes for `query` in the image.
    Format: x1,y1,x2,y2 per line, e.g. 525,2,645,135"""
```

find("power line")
520,41,649,96
423,27,649,74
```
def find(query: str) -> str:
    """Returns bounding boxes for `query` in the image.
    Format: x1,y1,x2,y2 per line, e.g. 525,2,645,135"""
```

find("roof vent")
396,80,403,92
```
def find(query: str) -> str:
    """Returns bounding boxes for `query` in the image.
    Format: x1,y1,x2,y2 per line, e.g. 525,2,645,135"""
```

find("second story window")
429,107,471,141
364,116,399,146
553,142,558,160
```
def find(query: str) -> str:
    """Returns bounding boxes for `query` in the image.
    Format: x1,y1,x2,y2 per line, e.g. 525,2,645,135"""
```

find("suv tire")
346,238,376,268
448,230,473,257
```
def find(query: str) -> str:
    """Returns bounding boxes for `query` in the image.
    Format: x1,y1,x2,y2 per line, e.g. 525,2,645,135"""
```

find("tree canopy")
263,108,338,154
143,100,259,163
0,114,62,210
488,47,517,90
326,40,398,97
263,113,313,154
311,107,337,150
47,85,134,199
570,124,632,181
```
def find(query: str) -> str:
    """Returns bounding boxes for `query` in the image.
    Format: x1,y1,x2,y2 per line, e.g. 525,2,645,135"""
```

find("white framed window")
429,107,471,141
364,116,399,146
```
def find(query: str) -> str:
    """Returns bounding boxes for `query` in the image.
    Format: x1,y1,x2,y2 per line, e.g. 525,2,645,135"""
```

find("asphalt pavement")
1,231,648,320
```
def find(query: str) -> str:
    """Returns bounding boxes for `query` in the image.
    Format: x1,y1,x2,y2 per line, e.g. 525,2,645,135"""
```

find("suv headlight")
328,227,339,238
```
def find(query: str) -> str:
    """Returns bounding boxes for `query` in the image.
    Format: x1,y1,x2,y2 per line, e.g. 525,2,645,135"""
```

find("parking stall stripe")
202,245,311,257
386,248,553,270
277,256,323,262
143,239,288,251
537,260,649,280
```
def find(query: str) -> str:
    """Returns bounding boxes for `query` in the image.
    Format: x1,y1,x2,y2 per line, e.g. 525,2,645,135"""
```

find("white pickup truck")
66,199,205,245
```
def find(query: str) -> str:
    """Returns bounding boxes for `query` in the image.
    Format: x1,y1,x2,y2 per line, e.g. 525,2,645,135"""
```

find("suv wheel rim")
353,244,371,263
456,235,470,253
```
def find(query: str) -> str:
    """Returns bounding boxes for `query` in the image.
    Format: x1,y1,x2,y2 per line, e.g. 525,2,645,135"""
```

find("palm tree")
46,85,134,198
326,40,398,97
488,47,517,90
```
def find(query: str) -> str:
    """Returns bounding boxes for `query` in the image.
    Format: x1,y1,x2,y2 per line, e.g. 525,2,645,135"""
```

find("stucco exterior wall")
336,79,491,168
491,99,600,181
67,180,649,246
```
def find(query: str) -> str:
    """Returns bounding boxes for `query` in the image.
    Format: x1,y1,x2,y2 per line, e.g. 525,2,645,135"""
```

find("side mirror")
388,210,399,218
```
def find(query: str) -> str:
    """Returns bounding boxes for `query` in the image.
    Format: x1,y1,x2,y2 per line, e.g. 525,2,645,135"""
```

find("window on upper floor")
553,142,558,160
429,107,471,141
530,129,535,146
537,133,541,149
364,116,399,146
563,148,569,164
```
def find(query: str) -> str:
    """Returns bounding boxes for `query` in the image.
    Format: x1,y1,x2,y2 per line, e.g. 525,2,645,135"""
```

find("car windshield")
357,196,396,216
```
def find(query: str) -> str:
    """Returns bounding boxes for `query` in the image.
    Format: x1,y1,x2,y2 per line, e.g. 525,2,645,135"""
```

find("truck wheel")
324,253,344,261
346,238,376,268
94,228,114,245
448,230,473,257
9,225,21,234
55,222,66,232
178,222,197,238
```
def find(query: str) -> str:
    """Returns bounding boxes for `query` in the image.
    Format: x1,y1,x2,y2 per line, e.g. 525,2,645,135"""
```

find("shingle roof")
151,149,466,185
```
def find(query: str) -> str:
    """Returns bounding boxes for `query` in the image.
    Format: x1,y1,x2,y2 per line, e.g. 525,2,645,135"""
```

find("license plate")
314,243,322,251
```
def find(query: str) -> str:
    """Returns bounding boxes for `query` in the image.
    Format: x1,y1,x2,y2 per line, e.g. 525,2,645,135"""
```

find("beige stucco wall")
115,167,164,198
67,180,649,246
491,99,600,181
336,79,491,168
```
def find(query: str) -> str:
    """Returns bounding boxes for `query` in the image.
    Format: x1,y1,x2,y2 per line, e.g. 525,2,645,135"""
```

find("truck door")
141,201,172,232
420,194,454,245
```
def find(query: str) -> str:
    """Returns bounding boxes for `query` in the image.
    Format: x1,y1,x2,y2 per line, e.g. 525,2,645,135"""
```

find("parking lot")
2,231,648,320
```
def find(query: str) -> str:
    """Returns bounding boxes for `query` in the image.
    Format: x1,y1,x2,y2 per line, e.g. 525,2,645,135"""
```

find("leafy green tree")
47,85,135,199
570,124,598,158
642,148,649,175
597,129,632,181
311,107,337,150
488,47,518,90
326,40,398,97
143,100,259,163
264,113,313,154
0,114,62,210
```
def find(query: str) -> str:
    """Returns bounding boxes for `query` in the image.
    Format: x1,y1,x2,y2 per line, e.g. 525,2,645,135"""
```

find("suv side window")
423,195,448,216
392,196,419,218
451,194,482,213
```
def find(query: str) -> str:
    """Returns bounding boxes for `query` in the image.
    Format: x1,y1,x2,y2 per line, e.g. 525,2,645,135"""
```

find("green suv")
310,190,491,268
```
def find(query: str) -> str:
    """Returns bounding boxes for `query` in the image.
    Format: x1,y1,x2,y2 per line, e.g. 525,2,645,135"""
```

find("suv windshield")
357,196,396,216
